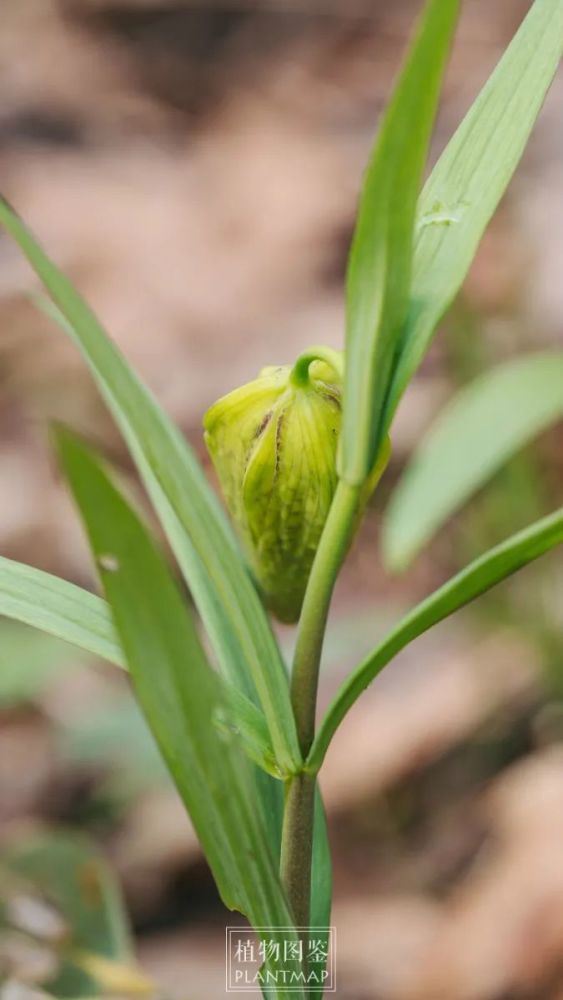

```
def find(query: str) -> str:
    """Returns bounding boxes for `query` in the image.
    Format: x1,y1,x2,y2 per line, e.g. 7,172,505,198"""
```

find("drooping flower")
204,352,343,623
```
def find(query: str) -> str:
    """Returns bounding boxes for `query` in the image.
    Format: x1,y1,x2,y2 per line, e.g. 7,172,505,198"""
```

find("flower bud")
203,352,343,623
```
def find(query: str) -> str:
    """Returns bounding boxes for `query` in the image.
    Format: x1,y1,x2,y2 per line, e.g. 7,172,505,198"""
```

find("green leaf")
0,625,78,708
54,428,303,996
0,556,122,666
310,790,332,928
0,554,280,781
214,683,281,778
384,352,563,569
60,693,169,795
308,789,332,1000
340,0,459,485
384,0,563,427
0,198,300,776
3,830,133,997
308,507,563,772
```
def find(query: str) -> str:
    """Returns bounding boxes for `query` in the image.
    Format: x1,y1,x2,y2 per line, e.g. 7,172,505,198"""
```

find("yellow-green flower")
204,352,343,623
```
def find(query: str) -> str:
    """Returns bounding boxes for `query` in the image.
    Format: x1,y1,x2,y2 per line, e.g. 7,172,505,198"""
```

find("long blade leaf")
0,556,122,666
0,556,279,779
384,352,563,569
54,428,303,996
0,196,300,774
384,0,563,427
341,0,459,484
308,788,332,1000
308,507,563,771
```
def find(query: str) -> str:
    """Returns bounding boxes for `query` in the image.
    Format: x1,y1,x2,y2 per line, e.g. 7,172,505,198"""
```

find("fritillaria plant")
0,1,562,996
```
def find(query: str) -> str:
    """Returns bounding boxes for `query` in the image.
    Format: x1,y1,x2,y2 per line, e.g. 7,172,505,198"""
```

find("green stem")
280,479,362,936
290,479,362,755
279,773,315,930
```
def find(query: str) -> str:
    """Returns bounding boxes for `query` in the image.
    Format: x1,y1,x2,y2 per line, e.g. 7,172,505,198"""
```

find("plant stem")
279,773,315,929
290,479,362,755
280,479,361,931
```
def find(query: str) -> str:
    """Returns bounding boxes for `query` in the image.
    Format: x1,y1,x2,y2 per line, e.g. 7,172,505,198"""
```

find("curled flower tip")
203,349,343,623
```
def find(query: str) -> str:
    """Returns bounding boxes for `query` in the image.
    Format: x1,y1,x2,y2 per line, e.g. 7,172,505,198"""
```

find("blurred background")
1,1,563,997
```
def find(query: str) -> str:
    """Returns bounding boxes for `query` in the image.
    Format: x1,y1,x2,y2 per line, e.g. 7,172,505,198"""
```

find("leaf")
308,789,332,1000
3,830,133,997
216,684,281,778
0,198,300,776
63,679,276,800
54,428,303,997
340,0,459,485
384,352,563,569
0,555,279,782
384,0,563,427
0,625,77,709
308,506,563,772
60,694,169,796
0,556,122,667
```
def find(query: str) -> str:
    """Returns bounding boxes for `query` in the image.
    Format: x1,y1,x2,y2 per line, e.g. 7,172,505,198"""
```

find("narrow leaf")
0,555,280,780
0,197,300,774
215,684,280,778
385,0,563,426
384,352,563,569
0,556,122,666
54,428,303,996
341,0,459,484
308,788,333,1000
308,507,563,771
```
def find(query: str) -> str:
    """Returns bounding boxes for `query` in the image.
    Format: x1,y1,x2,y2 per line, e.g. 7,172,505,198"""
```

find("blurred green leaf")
3,831,133,997
59,694,169,796
309,506,563,771
385,0,563,427
54,428,303,995
384,352,563,569
341,0,459,484
0,197,300,777
0,624,77,708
